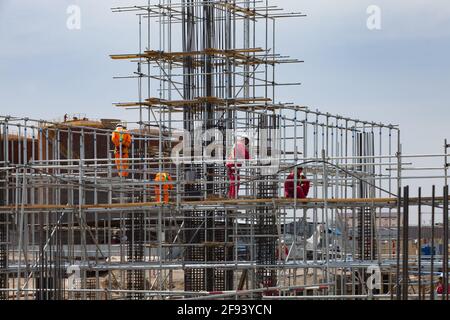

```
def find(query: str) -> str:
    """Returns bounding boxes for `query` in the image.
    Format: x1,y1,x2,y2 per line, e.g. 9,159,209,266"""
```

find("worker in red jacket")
436,273,450,294
284,167,310,199
276,240,289,261
226,136,250,198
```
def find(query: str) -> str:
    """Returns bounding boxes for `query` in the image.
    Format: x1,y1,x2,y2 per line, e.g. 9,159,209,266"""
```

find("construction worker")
226,136,250,198
284,167,310,199
154,172,174,203
261,278,278,296
111,124,132,178
436,273,450,295
276,239,289,261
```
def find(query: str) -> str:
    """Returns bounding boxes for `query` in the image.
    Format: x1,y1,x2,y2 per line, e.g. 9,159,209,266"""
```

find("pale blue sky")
0,0,449,157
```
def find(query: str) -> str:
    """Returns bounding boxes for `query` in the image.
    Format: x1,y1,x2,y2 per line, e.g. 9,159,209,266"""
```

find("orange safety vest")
154,173,174,188
154,173,174,203
112,128,132,154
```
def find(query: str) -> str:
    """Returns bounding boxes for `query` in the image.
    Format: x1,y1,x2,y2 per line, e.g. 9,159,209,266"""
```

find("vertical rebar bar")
418,187,422,300
443,185,448,300
430,185,436,300
402,186,409,300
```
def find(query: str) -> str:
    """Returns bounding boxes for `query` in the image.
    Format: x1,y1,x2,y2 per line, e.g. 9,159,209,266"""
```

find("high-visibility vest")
156,173,169,182
112,128,131,154
155,173,173,188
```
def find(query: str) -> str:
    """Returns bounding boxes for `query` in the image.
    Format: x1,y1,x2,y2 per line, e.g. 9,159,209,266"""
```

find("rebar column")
356,132,377,261
182,0,234,292
255,114,278,292
126,211,145,299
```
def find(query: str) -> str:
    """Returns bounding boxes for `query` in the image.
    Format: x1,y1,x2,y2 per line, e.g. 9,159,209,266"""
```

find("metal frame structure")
0,0,449,300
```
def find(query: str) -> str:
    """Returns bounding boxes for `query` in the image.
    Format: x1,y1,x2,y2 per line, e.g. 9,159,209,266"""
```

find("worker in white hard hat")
226,135,250,198
111,124,132,177
276,239,289,261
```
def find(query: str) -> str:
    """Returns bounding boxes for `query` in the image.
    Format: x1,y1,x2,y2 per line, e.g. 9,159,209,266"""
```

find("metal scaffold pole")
0,0,449,301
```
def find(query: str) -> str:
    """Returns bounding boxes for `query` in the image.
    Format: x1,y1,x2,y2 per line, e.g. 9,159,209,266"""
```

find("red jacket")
276,245,289,259
437,283,450,294
284,172,310,199
226,142,250,168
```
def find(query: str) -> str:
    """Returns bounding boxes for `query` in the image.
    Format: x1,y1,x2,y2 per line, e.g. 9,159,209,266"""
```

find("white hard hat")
237,132,249,140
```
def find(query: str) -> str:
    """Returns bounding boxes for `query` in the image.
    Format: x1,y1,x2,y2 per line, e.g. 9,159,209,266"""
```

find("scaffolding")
0,0,450,300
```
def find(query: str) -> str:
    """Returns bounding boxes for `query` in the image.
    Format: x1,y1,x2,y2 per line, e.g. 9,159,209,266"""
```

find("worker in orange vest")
111,124,132,177
154,172,174,203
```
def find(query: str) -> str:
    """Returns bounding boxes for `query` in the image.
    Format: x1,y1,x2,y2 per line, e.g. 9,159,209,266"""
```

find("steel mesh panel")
256,209,277,288
184,210,206,291
184,210,233,292
357,207,377,260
